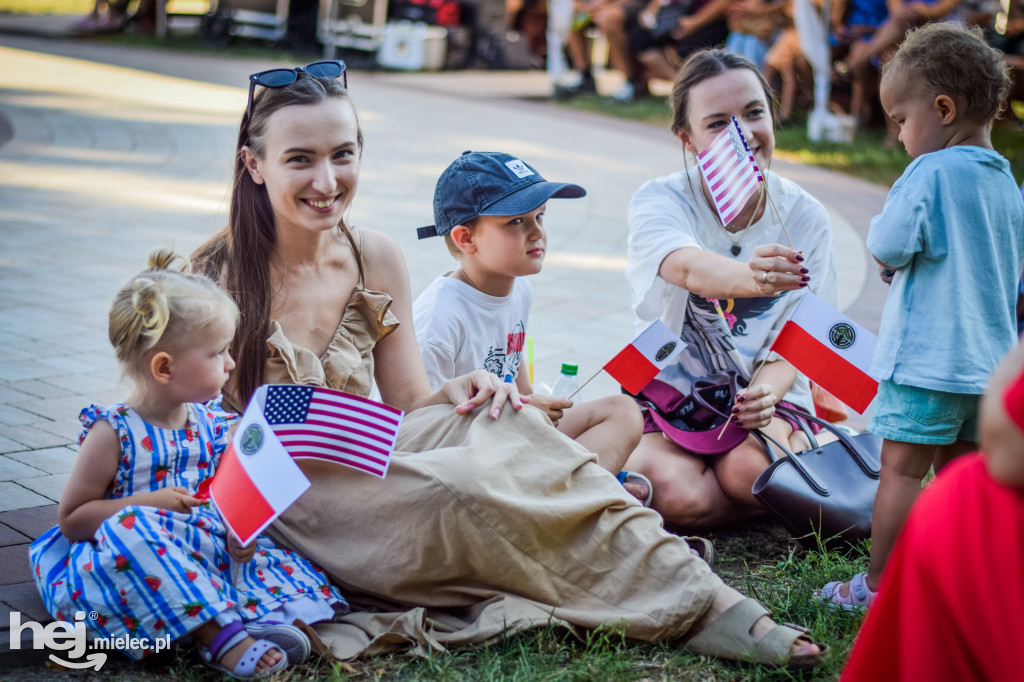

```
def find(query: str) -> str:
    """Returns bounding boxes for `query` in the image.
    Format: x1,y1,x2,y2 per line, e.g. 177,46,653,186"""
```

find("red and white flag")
604,319,685,395
697,116,764,226
208,391,311,545
770,292,878,414
208,384,404,544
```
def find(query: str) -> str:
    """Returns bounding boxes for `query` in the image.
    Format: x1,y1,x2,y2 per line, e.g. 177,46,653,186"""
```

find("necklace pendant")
730,244,741,257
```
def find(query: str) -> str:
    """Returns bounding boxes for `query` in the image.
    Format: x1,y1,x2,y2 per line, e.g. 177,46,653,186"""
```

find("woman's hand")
731,383,777,430
524,394,572,426
442,369,527,419
140,487,206,514
748,244,809,295
227,533,258,563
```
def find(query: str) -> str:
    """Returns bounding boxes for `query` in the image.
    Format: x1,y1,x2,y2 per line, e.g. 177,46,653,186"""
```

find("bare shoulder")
356,228,409,291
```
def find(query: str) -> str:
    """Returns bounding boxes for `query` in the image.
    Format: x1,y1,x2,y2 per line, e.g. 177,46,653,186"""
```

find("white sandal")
814,571,876,611
197,620,289,679
245,620,311,665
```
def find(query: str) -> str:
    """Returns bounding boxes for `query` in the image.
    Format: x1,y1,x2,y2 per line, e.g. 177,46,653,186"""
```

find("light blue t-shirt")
867,146,1024,393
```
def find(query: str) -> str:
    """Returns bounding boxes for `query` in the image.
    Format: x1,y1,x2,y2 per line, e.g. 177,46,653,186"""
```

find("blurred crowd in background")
68,0,1024,135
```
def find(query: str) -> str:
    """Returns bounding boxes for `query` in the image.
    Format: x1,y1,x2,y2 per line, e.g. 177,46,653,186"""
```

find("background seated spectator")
725,0,789,69
628,0,732,90
833,0,962,140
70,0,129,32
70,0,156,34
828,0,890,128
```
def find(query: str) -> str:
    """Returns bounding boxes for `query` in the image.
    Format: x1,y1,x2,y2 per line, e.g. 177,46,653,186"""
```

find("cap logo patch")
505,159,534,178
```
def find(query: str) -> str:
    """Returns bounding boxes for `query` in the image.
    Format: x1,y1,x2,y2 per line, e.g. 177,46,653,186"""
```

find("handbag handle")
783,407,820,449
751,428,832,496
774,404,881,478
689,374,740,421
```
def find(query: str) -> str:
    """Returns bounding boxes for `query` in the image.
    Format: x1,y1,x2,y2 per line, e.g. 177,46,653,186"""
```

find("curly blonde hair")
108,248,237,379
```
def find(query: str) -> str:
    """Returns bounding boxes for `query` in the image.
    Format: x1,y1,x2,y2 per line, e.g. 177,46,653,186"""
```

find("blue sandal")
198,620,289,679
617,470,654,507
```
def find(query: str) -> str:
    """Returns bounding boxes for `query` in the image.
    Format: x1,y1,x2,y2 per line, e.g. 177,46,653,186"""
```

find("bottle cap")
560,363,578,376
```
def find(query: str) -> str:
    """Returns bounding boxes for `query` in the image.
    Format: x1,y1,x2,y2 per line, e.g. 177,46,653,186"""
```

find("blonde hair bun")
109,248,237,378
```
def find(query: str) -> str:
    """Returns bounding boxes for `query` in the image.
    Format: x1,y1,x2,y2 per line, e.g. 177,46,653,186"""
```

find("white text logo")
8,611,172,670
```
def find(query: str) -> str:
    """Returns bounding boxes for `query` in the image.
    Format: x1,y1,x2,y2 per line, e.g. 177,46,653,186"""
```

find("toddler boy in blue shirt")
818,22,1024,610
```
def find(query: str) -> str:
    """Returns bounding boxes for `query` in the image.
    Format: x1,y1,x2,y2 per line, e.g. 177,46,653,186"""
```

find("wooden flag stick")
764,188,796,251
567,368,602,400
716,355,770,440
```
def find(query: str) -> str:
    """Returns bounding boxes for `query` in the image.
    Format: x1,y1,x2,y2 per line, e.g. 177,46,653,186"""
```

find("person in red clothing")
841,341,1024,682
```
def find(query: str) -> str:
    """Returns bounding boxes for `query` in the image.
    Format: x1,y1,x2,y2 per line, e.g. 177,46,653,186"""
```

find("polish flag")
770,292,879,414
697,116,764,226
604,319,685,395
209,386,311,545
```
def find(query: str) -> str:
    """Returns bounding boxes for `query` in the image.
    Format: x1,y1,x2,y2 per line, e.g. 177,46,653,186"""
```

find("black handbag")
750,405,882,549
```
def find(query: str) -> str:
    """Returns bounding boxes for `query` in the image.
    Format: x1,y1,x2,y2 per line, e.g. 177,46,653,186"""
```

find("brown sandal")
682,536,714,569
684,597,829,670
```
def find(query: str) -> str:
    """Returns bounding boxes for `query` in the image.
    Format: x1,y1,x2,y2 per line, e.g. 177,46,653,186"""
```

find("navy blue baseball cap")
417,151,586,239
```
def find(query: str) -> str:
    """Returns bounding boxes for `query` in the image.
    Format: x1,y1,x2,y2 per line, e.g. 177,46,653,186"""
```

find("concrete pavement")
0,28,889,663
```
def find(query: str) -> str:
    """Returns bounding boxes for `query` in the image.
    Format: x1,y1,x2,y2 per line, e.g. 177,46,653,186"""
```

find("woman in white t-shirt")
624,48,838,530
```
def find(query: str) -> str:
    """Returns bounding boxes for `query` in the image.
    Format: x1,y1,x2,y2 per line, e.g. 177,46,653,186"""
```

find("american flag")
263,385,403,478
696,116,764,226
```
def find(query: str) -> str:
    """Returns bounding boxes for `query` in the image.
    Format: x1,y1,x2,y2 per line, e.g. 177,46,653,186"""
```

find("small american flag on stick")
697,116,764,226
264,385,403,478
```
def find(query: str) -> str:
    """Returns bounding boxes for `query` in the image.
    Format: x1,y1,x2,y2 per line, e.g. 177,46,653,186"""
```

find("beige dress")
223,285,723,660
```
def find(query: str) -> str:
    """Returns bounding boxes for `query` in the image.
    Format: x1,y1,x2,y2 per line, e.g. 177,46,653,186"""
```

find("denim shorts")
867,380,980,445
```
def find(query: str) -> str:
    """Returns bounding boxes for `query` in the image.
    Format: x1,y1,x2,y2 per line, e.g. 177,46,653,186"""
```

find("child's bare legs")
193,620,282,672
557,394,644,495
830,438,975,598
863,440,936,591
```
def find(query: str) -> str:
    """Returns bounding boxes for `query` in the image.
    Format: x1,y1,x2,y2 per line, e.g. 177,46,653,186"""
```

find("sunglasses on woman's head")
246,60,348,119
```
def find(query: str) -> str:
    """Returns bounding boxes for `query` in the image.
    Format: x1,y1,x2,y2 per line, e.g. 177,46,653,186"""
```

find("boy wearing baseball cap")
413,151,650,505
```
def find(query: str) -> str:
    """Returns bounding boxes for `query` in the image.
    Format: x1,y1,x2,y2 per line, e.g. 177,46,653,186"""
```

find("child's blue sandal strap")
198,620,289,679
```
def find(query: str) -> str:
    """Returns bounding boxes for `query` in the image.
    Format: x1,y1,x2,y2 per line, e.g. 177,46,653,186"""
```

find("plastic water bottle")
550,363,581,400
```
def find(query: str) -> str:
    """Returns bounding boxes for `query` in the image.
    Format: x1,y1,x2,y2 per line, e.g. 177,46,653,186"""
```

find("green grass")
560,93,1024,187
17,521,867,681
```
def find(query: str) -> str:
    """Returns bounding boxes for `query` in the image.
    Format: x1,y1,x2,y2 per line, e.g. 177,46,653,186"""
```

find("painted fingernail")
731,407,740,414
736,395,747,403
799,267,809,274
801,276,810,282
795,254,805,262
799,282,808,288
730,416,739,423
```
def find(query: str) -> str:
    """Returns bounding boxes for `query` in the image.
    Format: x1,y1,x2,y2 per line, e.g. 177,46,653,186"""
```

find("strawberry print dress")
29,401,345,659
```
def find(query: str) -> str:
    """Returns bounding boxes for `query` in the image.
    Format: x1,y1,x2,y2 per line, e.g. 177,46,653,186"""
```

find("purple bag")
636,376,748,455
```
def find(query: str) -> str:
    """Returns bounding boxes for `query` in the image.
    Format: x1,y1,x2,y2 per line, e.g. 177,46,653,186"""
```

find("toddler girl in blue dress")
30,249,344,678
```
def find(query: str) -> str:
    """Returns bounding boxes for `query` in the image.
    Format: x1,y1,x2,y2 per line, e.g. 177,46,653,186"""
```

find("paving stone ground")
0,19,888,669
